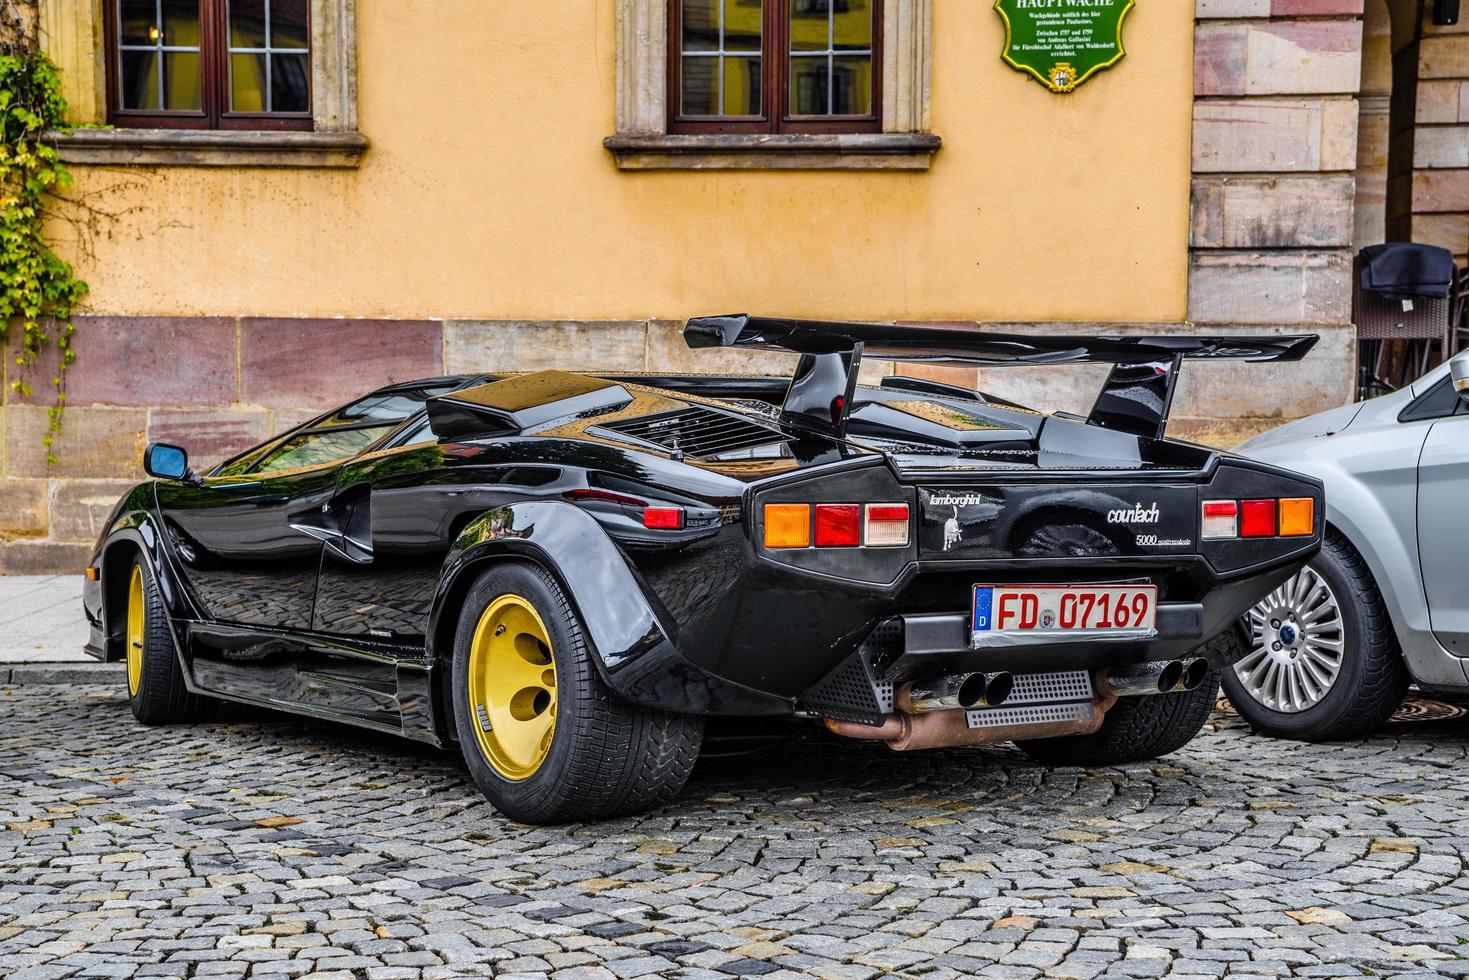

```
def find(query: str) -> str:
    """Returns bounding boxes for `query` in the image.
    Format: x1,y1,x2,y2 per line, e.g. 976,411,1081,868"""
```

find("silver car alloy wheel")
1234,564,1346,714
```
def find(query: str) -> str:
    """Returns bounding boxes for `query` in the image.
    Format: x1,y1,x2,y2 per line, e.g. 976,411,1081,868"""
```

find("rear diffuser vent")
600,406,783,459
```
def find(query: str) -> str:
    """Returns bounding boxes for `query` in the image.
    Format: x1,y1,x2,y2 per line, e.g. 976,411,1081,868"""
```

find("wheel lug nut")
1271,619,1281,629
1272,641,1282,651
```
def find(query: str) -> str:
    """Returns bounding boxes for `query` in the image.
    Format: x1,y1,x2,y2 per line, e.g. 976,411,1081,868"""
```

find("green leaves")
0,51,88,464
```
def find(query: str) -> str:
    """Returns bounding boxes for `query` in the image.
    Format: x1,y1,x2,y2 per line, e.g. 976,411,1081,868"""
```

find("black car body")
85,317,1324,822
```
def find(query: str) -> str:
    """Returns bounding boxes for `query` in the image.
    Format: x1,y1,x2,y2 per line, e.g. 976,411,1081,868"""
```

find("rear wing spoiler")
684,314,1318,441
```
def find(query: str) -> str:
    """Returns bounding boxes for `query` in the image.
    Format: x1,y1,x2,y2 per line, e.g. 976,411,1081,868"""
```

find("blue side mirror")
144,443,190,481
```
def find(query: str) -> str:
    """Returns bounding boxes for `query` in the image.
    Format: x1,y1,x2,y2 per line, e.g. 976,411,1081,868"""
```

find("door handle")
247,494,290,507
211,481,264,493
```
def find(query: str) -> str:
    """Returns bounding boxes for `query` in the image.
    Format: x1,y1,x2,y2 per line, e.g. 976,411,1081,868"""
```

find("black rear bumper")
792,570,1282,726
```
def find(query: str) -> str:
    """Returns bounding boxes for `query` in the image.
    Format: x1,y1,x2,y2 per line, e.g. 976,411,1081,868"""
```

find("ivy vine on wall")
1,14,89,463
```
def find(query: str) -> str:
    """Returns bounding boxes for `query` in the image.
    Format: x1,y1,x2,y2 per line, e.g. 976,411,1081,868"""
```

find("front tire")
451,562,703,824
1015,631,1234,766
123,556,210,725
1222,533,1409,741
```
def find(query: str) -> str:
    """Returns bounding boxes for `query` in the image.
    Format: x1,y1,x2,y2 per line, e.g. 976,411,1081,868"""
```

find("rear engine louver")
601,407,784,458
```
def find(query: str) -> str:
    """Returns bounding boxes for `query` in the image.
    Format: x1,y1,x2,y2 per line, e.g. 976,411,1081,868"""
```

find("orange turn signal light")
763,504,811,549
1278,497,1315,537
84,566,99,582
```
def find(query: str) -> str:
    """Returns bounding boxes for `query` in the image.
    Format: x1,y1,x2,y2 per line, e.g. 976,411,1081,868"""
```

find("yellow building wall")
50,0,1195,323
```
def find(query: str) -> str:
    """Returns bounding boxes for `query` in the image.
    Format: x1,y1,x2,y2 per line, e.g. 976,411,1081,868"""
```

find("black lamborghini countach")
84,317,1324,823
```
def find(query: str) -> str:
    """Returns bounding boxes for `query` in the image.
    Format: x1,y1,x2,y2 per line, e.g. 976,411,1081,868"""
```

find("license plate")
972,585,1157,636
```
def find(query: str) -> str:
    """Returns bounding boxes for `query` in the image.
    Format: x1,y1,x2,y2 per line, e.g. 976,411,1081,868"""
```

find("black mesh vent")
800,620,901,725
600,407,784,459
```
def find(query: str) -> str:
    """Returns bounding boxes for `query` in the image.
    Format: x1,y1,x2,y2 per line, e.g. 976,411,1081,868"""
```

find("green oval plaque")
995,0,1134,94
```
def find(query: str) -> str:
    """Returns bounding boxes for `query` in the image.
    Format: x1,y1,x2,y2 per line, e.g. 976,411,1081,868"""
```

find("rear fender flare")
428,500,670,681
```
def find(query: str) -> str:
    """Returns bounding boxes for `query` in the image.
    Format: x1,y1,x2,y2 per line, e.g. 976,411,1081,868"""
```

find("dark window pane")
833,0,871,50
255,426,394,474
724,0,761,52
272,0,309,48
162,51,201,110
230,52,266,111
162,0,200,47
321,388,455,427
681,57,719,115
831,54,871,114
790,4,826,52
119,0,157,45
230,0,267,47
682,0,718,51
790,56,827,115
724,56,761,115
120,49,159,109
271,53,310,112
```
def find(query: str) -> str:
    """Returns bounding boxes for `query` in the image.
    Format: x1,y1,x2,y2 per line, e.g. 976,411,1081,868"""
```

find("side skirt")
184,622,444,747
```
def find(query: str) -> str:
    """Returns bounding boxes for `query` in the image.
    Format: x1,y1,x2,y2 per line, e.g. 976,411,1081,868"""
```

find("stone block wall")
1394,7,1469,260
1191,0,1364,441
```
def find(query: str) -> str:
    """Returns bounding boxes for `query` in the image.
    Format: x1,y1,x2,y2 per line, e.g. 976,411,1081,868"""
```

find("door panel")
157,466,340,630
313,444,564,643
1418,416,1469,655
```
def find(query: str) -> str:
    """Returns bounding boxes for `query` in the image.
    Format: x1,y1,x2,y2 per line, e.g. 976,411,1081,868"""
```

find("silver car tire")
1222,533,1409,742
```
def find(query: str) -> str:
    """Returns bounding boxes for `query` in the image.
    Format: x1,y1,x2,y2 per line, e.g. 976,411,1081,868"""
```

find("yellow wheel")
126,564,145,697
120,555,210,725
451,562,702,823
464,593,558,781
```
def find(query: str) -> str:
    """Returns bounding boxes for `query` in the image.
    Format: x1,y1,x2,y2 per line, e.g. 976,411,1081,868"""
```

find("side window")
1400,377,1469,423
386,414,437,448
254,425,396,474
209,383,462,477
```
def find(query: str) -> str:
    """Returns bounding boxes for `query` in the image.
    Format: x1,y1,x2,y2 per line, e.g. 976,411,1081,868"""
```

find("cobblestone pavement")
5,686,1469,980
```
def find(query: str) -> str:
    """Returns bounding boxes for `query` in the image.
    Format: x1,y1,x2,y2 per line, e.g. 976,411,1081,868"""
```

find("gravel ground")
4,683,1469,979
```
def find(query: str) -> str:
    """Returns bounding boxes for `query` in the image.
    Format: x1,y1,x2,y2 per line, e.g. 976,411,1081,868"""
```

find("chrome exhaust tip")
981,671,1014,707
900,670,1013,713
1178,658,1209,692
1098,660,1185,698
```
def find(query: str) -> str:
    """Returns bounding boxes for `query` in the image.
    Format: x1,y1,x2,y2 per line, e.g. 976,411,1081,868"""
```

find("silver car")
1228,351,1469,740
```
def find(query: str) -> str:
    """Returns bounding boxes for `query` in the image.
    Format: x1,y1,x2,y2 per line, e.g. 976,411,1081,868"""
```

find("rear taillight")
1203,497,1314,540
762,501,911,549
814,504,861,547
1240,499,1277,538
864,504,910,547
763,504,811,549
1201,500,1238,540
642,507,684,530
1279,497,1314,536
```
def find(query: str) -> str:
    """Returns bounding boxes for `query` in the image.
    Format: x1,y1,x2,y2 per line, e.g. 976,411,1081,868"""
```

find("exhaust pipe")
1178,658,1209,692
1097,660,1185,698
1097,659,1211,698
897,671,1014,714
825,702,1107,751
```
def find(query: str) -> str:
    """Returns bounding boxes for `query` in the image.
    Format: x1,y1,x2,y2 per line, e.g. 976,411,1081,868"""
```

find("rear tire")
1221,533,1409,741
1015,631,1235,766
451,562,703,824
124,556,212,725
